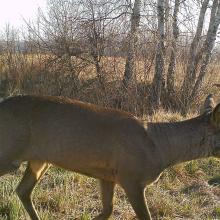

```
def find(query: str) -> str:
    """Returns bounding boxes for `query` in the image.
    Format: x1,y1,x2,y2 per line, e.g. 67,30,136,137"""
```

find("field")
0,49,220,219
1,111,220,220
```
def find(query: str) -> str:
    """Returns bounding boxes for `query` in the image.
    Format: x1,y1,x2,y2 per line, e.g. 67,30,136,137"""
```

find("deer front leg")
122,182,152,220
16,161,49,220
93,180,115,220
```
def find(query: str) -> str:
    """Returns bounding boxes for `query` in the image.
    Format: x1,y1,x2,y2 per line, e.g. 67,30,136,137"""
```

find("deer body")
0,96,159,183
0,95,220,220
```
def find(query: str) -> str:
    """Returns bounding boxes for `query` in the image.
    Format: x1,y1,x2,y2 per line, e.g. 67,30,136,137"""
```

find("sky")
0,0,46,29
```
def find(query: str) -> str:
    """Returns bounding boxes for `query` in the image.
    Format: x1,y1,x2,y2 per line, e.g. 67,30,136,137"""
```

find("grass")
1,111,220,219
1,160,220,219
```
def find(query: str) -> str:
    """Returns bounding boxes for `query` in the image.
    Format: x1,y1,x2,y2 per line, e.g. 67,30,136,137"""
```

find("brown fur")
1,95,220,220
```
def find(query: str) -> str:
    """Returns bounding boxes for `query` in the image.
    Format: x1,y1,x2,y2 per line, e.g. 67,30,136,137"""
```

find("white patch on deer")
0,98,4,103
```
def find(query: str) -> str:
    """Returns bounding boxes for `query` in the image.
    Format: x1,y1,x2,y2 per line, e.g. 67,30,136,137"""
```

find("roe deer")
0,95,220,220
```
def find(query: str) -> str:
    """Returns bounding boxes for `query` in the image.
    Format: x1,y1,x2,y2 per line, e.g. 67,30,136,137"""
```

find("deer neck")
146,115,212,169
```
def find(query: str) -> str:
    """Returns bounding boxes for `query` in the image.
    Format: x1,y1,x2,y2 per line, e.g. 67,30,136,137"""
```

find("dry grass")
0,53,220,113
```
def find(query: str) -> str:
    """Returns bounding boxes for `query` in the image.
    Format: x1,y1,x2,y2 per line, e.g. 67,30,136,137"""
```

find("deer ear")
212,103,220,127
201,94,215,114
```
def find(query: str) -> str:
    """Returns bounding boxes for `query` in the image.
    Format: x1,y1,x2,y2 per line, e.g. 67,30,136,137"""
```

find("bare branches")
0,0,219,114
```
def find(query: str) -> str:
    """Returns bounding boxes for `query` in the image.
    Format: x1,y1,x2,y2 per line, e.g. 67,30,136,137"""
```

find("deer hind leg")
93,180,115,220
16,161,50,220
121,182,152,220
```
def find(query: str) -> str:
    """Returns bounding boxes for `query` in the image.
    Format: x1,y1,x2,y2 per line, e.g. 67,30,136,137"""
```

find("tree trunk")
151,0,165,109
166,0,180,94
181,0,209,99
122,0,141,88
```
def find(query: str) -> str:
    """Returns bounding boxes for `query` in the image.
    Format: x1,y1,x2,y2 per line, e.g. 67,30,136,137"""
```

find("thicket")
0,0,220,116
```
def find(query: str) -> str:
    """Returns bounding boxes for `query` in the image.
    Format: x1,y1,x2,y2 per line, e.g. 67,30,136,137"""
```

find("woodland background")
0,0,220,115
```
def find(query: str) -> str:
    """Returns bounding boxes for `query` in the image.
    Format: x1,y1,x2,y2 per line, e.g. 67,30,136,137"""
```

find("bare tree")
25,0,90,97
166,0,180,94
179,0,220,114
180,0,209,110
191,0,220,99
122,0,141,88
81,0,108,90
151,0,165,109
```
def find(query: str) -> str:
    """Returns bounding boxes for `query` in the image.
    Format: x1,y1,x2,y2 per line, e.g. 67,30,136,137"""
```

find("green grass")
1,159,220,219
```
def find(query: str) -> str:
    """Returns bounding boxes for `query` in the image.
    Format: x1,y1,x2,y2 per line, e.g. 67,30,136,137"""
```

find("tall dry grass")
0,52,219,116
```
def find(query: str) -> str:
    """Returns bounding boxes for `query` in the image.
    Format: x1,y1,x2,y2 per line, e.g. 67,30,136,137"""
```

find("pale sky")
0,0,46,29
